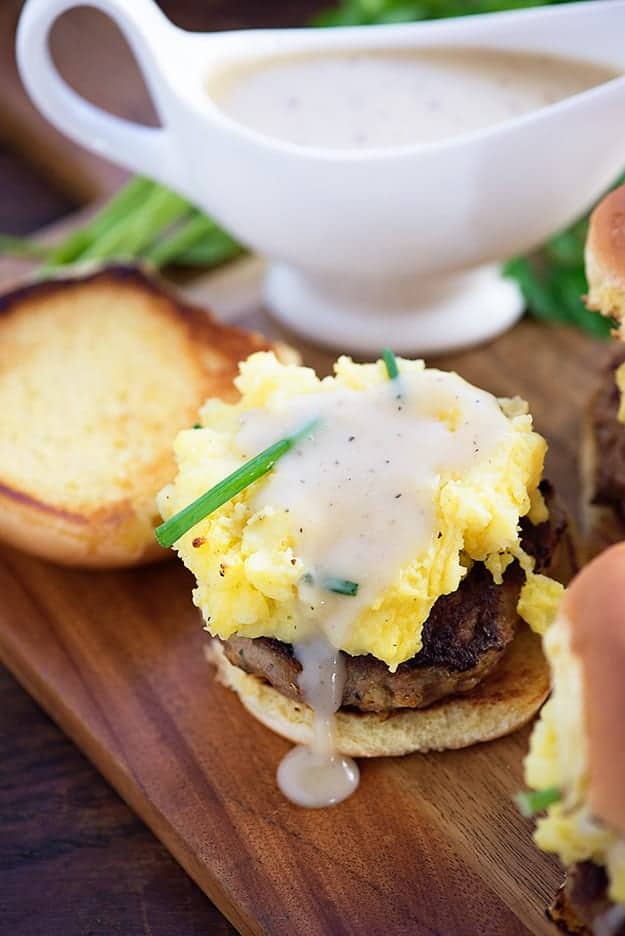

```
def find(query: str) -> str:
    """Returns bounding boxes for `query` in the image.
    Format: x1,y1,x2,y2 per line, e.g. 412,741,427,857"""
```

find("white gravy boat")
16,0,625,353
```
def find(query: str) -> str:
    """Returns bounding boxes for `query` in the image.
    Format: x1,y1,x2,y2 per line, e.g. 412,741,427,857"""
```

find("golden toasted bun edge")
207,627,549,758
586,185,625,336
0,484,164,568
0,264,298,568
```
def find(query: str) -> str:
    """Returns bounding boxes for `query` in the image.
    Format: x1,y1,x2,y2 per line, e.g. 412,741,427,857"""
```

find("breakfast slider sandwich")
583,184,625,554
521,543,625,936
158,350,575,802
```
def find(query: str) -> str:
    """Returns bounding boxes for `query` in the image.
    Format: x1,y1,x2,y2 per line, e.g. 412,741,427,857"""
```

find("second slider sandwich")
522,543,625,935
157,352,575,760
584,184,625,553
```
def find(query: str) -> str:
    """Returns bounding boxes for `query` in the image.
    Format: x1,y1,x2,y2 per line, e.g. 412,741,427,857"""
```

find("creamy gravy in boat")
209,48,618,150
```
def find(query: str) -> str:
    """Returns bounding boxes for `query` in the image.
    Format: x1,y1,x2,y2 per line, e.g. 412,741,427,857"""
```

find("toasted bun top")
562,542,625,835
0,264,295,567
586,185,625,336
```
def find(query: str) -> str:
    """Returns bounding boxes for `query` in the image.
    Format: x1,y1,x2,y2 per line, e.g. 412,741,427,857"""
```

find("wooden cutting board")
0,248,613,935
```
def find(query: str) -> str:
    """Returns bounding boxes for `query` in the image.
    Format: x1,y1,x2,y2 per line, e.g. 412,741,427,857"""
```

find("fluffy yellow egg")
525,616,625,902
159,352,558,670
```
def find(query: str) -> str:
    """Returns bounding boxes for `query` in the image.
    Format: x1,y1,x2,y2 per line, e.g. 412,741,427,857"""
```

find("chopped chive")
142,212,224,267
78,186,192,262
515,786,561,818
45,176,156,267
192,423,202,429
322,576,359,596
155,418,319,548
381,348,399,381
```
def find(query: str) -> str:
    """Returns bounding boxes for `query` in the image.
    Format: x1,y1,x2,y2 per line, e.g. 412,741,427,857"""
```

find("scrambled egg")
525,616,625,902
159,352,560,670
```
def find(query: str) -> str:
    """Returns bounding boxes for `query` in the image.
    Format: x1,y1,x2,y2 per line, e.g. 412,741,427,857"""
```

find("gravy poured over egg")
160,354,560,807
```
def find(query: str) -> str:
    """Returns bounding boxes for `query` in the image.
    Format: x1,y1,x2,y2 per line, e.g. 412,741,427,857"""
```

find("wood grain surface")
0,665,238,936
0,236,614,934
0,150,239,936
0,2,616,932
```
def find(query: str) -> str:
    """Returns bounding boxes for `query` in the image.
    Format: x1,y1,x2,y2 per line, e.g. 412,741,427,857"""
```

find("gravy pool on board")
277,639,359,809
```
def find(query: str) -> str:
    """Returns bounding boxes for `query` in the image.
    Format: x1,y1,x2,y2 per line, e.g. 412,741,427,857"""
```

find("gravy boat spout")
17,0,625,353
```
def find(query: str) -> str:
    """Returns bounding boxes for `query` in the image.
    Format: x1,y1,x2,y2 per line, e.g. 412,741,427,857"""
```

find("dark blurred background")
0,5,322,935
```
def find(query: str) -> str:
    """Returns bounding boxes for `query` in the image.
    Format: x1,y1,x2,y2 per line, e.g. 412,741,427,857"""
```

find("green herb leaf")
155,418,319,548
515,786,561,817
381,348,400,381
0,234,52,261
322,576,360,596
314,0,555,27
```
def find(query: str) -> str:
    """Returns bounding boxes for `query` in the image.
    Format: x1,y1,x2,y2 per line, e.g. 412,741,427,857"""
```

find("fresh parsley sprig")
315,0,618,339
313,0,558,27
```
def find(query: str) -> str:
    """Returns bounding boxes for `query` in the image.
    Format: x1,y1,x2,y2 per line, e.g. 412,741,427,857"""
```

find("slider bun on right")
524,542,625,934
586,183,625,333
582,185,625,555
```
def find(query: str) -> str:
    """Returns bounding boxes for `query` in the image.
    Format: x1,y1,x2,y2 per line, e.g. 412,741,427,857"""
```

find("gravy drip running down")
237,369,512,806
277,639,359,808
209,48,618,150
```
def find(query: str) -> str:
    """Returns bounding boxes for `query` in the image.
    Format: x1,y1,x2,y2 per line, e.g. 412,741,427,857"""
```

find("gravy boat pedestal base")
264,264,523,355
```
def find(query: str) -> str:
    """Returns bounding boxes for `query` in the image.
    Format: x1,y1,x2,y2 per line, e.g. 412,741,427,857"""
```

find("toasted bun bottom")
548,881,590,936
546,875,625,936
580,406,625,561
207,627,549,757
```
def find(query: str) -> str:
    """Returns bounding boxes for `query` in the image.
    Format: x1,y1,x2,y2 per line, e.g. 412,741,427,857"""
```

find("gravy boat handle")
17,0,182,189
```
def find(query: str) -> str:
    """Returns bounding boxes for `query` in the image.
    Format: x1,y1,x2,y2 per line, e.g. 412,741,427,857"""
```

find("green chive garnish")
381,348,399,381
155,418,319,549
515,786,561,818
322,577,359,596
